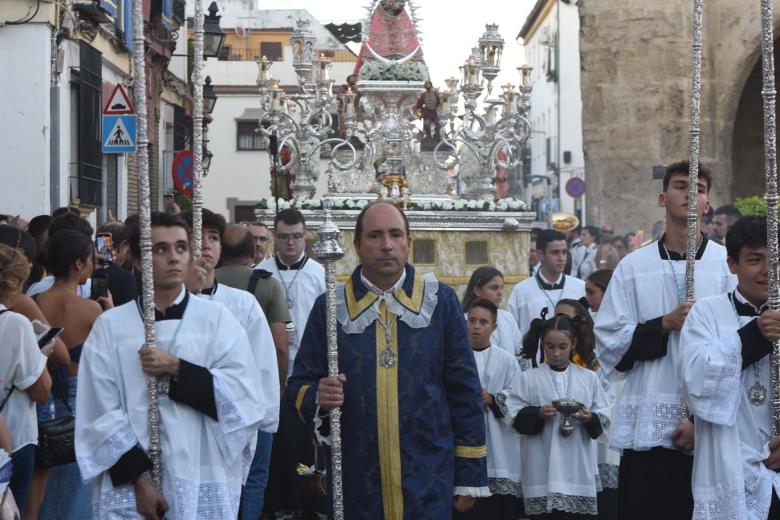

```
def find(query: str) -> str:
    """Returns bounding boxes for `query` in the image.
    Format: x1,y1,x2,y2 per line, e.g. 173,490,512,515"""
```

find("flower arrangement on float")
256,197,527,212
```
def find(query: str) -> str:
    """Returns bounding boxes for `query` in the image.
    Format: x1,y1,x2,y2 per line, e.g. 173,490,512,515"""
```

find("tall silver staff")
191,0,205,256
312,200,345,520
131,0,162,488
680,0,704,423
758,0,780,436
684,0,703,301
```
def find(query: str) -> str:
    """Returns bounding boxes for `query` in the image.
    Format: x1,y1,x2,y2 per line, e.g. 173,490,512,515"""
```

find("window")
234,205,258,223
78,42,103,207
260,41,283,61
465,241,488,265
412,239,436,265
237,121,266,151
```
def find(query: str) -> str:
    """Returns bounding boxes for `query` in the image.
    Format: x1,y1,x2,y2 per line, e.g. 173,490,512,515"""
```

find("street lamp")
203,76,217,113
203,2,225,58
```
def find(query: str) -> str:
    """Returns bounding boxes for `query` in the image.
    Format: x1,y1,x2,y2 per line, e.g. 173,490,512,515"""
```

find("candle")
345,87,355,115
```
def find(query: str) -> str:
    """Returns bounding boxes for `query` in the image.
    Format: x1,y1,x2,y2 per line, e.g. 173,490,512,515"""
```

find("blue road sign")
102,114,137,153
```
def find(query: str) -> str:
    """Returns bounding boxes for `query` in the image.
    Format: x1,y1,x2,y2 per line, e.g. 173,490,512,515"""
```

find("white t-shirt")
0,305,48,452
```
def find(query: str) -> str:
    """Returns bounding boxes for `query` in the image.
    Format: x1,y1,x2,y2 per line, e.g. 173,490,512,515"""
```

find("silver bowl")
552,399,585,437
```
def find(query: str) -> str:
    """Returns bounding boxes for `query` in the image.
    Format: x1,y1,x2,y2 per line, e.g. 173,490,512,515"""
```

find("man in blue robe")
287,201,489,519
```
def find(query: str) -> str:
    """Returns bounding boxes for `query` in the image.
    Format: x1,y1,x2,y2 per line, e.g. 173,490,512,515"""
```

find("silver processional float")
758,0,780,437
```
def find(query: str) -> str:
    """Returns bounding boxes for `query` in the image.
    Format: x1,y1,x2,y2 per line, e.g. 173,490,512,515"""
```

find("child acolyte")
498,314,610,519
457,299,524,519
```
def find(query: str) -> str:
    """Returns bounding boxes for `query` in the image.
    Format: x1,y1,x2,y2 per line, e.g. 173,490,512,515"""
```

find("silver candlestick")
312,199,345,519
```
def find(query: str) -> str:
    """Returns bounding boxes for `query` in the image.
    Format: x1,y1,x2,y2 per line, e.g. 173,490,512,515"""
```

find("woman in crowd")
584,269,614,316
0,227,69,367
593,244,620,271
462,266,524,360
33,229,111,519
0,243,52,511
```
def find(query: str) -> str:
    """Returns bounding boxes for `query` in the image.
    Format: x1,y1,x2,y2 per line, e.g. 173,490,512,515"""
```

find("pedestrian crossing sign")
102,114,137,153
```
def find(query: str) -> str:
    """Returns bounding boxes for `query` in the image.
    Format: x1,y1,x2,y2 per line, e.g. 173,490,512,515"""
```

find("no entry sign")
172,150,194,195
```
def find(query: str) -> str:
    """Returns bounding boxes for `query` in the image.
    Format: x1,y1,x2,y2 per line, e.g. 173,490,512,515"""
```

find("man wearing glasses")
243,221,272,266
254,208,325,518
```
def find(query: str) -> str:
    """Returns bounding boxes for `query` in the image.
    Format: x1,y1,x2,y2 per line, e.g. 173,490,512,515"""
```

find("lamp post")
203,2,226,58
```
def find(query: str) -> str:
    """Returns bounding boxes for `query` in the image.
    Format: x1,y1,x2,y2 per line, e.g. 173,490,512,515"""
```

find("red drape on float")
353,3,424,79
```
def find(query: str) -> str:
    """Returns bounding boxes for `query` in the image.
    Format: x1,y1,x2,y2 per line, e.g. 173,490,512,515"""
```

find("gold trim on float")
295,384,310,424
376,301,403,519
393,271,424,313
345,277,378,320
454,445,487,458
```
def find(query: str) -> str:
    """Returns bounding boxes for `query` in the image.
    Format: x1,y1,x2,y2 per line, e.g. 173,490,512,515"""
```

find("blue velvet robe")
287,264,488,519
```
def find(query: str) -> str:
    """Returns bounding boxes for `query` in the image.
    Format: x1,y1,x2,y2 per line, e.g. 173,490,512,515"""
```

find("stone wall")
579,0,780,233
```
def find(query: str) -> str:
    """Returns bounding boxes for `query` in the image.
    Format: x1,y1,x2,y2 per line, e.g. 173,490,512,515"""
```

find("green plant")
360,60,427,81
734,196,766,216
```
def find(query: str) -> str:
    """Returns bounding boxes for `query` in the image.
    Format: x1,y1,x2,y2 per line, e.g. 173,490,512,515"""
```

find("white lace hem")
692,482,747,520
610,396,686,450
488,478,523,497
598,463,619,490
524,493,598,515
93,477,241,520
77,422,138,482
454,486,491,497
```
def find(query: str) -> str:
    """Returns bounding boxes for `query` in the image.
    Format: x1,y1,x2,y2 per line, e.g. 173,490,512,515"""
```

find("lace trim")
692,481,747,520
77,422,138,481
494,391,510,419
596,323,636,378
93,484,138,519
700,332,742,425
524,493,598,515
744,462,773,520
517,357,533,372
598,463,619,490
336,273,439,334
610,396,685,450
489,478,522,497
213,377,253,463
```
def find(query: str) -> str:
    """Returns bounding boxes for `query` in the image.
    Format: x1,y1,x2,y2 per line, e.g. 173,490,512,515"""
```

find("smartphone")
96,232,113,266
91,269,110,300
37,327,64,348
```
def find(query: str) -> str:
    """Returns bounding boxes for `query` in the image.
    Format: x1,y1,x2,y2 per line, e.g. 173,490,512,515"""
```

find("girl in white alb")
500,314,610,519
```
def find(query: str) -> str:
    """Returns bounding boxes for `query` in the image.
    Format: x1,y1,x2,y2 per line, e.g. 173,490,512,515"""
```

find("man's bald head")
221,223,255,266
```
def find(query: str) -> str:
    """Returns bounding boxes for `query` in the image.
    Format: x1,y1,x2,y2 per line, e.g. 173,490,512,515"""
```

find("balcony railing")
218,47,280,62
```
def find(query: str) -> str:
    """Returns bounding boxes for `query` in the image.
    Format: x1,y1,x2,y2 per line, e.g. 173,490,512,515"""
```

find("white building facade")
520,0,585,222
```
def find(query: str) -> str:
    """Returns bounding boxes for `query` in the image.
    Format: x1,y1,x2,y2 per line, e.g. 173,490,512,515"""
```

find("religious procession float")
254,0,539,294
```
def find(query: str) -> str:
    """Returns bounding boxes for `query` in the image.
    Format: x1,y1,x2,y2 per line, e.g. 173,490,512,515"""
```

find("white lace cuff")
596,323,636,378
454,486,491,497
76,421,137,482
212,376,257,464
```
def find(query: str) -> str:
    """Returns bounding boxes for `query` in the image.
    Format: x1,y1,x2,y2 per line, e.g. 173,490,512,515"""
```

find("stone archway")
731,38,780,200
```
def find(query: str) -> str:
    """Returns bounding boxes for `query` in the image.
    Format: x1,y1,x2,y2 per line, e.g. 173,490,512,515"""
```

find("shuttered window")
78,42,103,207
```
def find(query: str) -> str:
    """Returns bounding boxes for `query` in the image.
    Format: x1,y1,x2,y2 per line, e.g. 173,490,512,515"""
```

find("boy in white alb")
75,212,264,519
680,216,780,519
508,229,586,342
182,209,279,519
594,162,735,519
457,299,523,519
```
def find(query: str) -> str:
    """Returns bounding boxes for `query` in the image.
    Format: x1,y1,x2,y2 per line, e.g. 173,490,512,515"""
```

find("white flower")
509,200,523,210
358,199,369,208
422,202,432,210
467,200,478,209
454,200,466,210
442,201,453,210
345,199,355,208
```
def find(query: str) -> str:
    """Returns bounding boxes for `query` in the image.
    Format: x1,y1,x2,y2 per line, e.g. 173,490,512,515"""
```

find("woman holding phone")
0,243,52,511
30,229,112,519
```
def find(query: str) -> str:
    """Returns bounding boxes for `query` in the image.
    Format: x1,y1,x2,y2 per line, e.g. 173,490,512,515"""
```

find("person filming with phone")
31,228,112,518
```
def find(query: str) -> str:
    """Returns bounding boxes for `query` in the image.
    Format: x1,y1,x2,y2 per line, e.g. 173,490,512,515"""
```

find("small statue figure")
415,80,441,141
